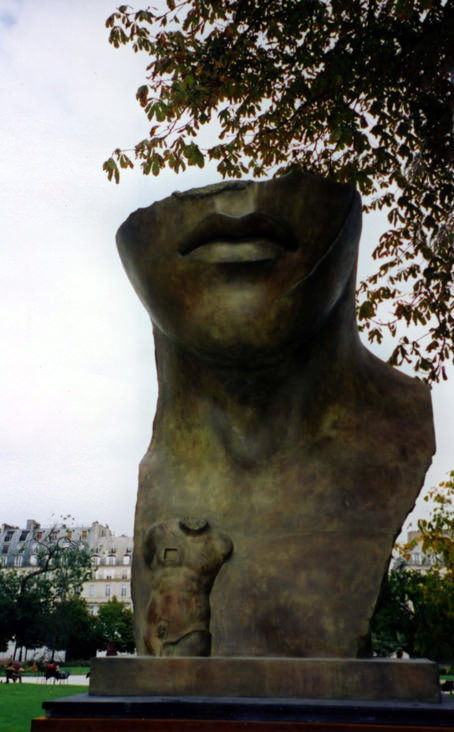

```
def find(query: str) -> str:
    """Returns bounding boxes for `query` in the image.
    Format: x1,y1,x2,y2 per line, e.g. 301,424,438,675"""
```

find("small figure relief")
143,517,233,657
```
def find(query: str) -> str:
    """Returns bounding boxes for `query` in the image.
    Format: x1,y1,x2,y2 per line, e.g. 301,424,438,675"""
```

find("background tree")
371,568,454,660
372,471,454,661
0,572,20,651
0,570,53,658
43,597,101,662
96,596,135,653
28,529,93,601
104,0,454,382
370,569,415,657
0,531,93,659
412,470,454,567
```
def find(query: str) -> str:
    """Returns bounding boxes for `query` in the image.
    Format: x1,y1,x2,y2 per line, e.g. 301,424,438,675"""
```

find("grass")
0,683,86,732
58,666,90,676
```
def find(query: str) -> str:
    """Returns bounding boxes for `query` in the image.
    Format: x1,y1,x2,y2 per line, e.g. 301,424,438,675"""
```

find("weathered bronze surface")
117,172,435,659
90,657,440,702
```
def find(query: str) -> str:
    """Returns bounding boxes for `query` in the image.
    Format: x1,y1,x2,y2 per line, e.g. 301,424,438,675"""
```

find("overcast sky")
1,0,452,538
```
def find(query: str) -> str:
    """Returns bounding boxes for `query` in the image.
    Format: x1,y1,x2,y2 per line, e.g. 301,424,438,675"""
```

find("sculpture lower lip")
184,239,284,263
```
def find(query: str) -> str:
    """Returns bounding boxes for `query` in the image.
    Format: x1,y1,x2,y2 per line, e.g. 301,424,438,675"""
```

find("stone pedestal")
89,657,440,702
31,657,454,731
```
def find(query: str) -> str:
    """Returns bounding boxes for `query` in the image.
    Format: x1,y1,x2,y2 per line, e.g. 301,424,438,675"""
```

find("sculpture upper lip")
178,212,299,255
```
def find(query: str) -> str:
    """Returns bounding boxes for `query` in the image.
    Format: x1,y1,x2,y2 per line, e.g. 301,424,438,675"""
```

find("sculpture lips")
178,213,299,256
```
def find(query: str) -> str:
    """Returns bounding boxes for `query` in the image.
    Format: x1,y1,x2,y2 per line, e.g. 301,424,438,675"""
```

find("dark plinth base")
31,658,448,731
31,693,454,731
89,658,440,703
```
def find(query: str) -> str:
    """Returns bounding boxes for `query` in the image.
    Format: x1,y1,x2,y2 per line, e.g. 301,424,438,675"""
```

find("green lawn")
58,666,90,676
0,683,86,732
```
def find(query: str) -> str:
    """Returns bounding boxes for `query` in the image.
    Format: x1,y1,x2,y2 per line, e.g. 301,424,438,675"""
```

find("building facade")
391,530,442,573
0,519,133,614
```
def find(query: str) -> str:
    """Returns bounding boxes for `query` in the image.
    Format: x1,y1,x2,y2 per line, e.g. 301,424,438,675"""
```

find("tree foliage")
371,568,454,660
96,596,135,653
371,569,418,657
0,571,53,655
372,471,454,660
22,531,93,602
0,531,93,657
412,470,454,568
0,572,51,653
43,597,101,661
104,0,454,382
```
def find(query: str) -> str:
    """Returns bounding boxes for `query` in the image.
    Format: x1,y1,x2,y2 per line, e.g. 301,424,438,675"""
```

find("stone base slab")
32,693,454,732
89,657,440,703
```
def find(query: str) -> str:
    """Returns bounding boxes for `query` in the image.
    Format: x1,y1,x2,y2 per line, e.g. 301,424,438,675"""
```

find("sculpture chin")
153,269,346,369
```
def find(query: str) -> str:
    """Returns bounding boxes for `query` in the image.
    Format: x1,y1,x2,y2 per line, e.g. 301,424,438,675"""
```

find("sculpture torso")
132,338,433,657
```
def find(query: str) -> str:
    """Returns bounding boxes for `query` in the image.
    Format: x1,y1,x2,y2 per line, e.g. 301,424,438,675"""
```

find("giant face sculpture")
117,173,361,366
116,173,434,660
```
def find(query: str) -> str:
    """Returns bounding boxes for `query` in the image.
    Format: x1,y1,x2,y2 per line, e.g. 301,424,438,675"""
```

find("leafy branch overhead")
104,0,454,382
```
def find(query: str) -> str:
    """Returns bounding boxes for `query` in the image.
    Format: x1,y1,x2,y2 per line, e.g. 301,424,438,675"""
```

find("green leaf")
358,300,375,320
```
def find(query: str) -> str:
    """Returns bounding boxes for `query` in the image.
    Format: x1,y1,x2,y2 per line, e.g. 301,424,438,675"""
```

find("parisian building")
0,519,133,614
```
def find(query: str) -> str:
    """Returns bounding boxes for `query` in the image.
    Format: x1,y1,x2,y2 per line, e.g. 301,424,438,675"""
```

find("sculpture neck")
151,288,363,465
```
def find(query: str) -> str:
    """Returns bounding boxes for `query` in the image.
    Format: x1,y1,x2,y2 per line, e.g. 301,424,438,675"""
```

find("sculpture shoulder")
358,348,435,454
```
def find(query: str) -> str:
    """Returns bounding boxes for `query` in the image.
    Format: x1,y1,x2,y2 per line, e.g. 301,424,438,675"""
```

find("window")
92,555,101,566
120,585,128,597
123,555,131,565
14,555,23,567
105,584,111,598
88,584,96,597
105,571,112,580
19,531,28,542
107,555,116,566
5,531,14,542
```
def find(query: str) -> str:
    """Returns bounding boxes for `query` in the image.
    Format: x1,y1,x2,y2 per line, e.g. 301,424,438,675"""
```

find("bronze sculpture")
116,172,435,659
